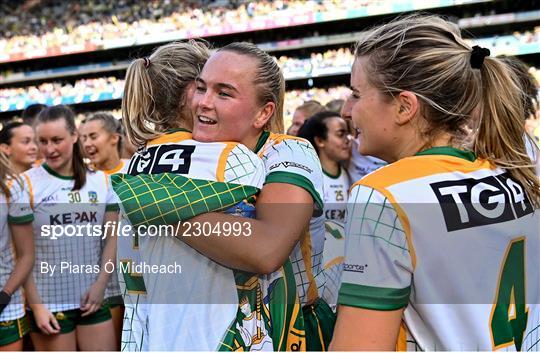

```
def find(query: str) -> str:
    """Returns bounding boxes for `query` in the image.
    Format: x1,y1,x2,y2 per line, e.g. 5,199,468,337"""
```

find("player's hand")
80,282,105,317
0,290,12,316
32,304,60,335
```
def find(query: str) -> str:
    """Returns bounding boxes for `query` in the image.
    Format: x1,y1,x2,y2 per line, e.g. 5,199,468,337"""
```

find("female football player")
330,14,540,351
177,42,335,350
23,105,117,351
79,112,127,348
0,150,34,351
0,122,38,173
116,40,303,351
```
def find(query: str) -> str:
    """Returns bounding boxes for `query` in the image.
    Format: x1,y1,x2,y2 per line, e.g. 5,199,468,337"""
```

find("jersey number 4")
489,237,528,351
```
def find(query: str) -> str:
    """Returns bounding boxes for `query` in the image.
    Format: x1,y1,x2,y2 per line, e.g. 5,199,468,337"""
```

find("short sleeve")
223,144,265,189
338,184,413,311
7,178,34,224
263,138,324,209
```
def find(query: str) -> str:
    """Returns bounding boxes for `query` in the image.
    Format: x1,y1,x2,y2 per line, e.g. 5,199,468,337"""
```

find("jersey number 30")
490,237,528,351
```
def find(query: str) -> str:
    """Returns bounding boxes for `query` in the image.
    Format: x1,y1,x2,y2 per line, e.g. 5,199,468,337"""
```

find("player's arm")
177,182,313,274
330,184,412,350
331,306,403,351
81,210,118,316
24,273,60,334
1,222,34,315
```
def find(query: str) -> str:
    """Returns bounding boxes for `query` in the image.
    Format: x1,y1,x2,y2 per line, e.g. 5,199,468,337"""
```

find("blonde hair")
219,42,285,134
354,14,540,207
122,40,210,146
0,153,17,198
295,100,325,119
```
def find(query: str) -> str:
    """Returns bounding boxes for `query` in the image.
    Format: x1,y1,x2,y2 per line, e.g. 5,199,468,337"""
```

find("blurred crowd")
0,48,353,110
0,0,377,56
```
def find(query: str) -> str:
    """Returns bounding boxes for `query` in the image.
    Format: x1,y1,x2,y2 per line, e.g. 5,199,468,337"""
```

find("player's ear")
0,143,10,156
71,130,79,144
395,91,419,126
314,136,325,149
253,102,275,130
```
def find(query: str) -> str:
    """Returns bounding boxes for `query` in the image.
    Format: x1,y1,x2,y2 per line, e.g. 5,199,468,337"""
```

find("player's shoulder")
23,164,48,182
260,132,318,162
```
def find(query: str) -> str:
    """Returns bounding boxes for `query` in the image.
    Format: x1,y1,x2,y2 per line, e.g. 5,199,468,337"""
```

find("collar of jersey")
414,146,477,162
254,131,271,153
42,163,74,180
102,160,124,175
323,167,341,179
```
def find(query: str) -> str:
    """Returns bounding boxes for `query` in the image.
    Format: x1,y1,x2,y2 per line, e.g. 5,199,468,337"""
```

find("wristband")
0,290,11,316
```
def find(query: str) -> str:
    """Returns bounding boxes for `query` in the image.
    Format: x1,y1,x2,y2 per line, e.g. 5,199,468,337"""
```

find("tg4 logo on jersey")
431,172,534,232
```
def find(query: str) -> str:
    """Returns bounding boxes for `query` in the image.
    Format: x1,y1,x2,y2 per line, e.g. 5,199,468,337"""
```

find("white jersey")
23,164,118,313
101,159,129,300
348,136,386,182
320,166,350,310
0,178,33,321
322,166,351,223
525,134,540,176
339,147,540,351
256,132,326,305
115,130,266,351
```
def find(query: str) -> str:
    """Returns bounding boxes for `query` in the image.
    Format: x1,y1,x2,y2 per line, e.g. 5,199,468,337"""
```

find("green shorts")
27,305,111,334
104,295,124,309
0,315,29,346
302,298,336,351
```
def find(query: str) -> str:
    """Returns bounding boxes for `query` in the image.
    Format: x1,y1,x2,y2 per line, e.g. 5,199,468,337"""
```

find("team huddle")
0,14,539,352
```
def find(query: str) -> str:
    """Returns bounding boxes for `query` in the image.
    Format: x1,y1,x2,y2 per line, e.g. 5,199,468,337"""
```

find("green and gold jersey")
23,164,118,313
255,132,326,306
112,130,305,351
0,178,33,322
339,147,540,351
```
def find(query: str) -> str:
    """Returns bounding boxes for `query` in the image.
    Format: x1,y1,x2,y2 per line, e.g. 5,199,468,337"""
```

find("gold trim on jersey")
103,160,125,175
257,133,308,158
358,155,494,191
396,322,407,351
353,155,496,270
21,173,34,209
300,228,319,304
146,131,192,146
216,142,237,182
323,256,344,270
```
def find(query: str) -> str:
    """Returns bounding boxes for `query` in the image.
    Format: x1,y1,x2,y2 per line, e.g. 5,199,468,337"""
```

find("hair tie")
143,57,151,68
470,45,490,69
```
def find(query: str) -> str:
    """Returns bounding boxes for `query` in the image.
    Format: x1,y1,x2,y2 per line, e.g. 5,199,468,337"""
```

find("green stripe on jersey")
415,146,477,162
7,214,34,224
42,163,74,180
105,204,120,212
265,171,323,209
338,282,410,311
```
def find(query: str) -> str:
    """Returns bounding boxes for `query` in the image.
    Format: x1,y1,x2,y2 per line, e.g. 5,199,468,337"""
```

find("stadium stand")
0,0,538,143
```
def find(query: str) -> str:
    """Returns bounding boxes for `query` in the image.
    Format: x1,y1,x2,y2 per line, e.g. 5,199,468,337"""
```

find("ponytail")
0,153,17,197
36,105,87,191
122,59,156,147
474,58,540,206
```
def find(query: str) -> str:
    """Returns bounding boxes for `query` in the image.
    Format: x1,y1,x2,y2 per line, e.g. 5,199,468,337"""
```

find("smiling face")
317,117,351,163
80,120,119,167
191,51,272,149
2,125,37,170
36,119,77,174
341,57,400,162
